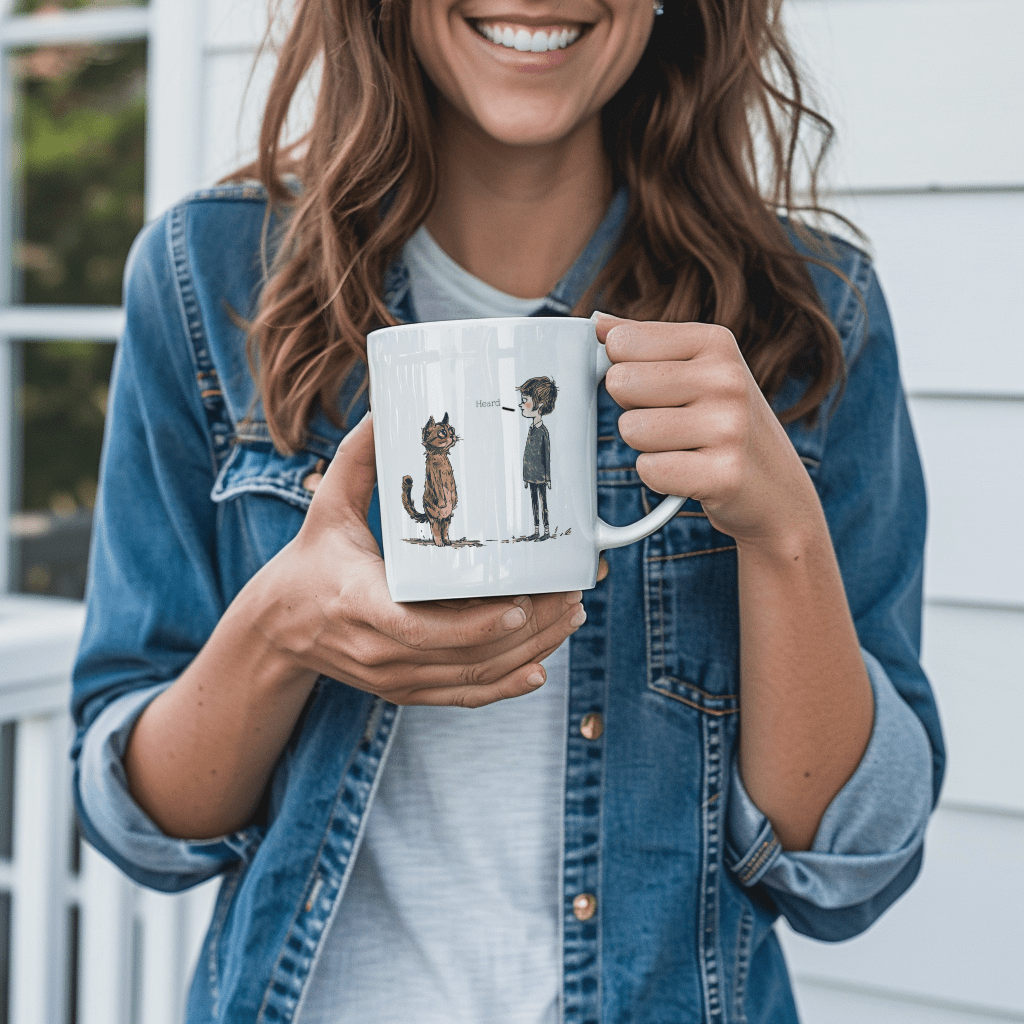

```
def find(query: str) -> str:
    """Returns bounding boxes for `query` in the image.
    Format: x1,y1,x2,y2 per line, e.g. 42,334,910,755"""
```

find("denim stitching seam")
647,545,738,563
733,905,754,1023
737,836,780,885
168,204,235,472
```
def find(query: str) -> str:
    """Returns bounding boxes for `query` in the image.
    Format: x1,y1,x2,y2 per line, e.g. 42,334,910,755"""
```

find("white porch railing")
0,596,216,1024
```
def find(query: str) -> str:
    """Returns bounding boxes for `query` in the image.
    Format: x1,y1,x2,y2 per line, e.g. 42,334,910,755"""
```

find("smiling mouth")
471,19,587,52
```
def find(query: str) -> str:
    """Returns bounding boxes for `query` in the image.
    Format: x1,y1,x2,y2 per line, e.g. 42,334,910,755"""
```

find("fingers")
402,629,575,709
361,589,582,656
606,355,751,412
367,594,533,652
617,405,742,454
634,449,723,503
594,312,737,364
393,594,585,687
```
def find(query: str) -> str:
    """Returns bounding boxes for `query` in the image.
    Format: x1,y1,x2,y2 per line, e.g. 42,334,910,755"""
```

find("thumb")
311,411,377,525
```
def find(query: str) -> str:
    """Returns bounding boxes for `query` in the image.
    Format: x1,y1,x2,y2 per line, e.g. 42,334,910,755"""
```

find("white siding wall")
779,4,1024,1021
172,1,1024,1020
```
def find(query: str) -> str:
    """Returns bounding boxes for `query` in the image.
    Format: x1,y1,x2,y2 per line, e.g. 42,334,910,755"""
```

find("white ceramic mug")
367,316,685,601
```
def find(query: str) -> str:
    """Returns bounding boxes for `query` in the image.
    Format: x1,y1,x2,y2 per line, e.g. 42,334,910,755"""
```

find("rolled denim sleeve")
725,255,945,941
70,212,257,892
726,647,933,906
78,683,260,891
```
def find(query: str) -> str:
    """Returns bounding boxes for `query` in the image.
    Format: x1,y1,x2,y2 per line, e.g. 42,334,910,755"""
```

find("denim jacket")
71,183,944,1024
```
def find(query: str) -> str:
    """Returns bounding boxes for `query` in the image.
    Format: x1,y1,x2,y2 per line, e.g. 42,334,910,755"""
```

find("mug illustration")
517,376,558,541
401,412,460,547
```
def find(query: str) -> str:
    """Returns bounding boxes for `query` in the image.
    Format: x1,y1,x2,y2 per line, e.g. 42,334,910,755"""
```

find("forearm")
736,508,874,852
123,585,318,841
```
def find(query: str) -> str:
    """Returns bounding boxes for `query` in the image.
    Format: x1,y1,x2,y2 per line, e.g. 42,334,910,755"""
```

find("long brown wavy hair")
234,0,853,453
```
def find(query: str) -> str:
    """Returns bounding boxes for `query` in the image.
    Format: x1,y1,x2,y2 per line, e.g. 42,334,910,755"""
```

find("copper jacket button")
573,893,597,921
580,712,603,741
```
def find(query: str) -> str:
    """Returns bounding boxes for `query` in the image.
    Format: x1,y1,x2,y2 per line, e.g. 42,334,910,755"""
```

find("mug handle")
593,337,686,551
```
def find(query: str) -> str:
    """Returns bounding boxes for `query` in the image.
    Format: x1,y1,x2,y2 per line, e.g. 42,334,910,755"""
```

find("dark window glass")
0,891,10,1024
11,39,146,306
11,339,115,598
69,814,82,876
66,904,80,1024
0,724,14,861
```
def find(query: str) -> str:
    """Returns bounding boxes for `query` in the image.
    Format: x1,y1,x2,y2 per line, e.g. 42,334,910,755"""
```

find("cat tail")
401,475,430,523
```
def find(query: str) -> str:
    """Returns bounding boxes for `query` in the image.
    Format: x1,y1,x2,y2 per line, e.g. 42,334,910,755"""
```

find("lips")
471,19,586,52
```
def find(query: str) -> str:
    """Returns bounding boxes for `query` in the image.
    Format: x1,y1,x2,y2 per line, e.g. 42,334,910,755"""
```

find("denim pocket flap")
211,442,322,511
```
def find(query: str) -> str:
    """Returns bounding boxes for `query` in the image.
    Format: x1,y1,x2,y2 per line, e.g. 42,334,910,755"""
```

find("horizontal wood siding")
783,1,1024,1021
192,0,1023,1020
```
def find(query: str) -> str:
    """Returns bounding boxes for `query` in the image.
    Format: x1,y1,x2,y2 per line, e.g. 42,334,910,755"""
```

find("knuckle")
720,451,745,488
345,632,379,668
454,687,493,709
393,613,428,650
708,324,737,350
719,408,747,446
460,662,489,687
723,363,749,400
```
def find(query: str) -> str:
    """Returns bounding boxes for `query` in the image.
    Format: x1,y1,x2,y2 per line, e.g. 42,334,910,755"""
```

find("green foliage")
20,340,114,513
14,1,145,15
14,37,145,536
16,39,146,305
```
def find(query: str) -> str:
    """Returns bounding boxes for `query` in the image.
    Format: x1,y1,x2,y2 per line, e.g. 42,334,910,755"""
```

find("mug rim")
367,315,594,345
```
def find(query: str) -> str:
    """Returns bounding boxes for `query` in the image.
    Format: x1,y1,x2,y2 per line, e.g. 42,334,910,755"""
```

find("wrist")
732,504,833,569
222,568,321,697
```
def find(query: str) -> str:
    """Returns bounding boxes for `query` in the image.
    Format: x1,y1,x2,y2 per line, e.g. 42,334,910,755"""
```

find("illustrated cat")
401,412,459,547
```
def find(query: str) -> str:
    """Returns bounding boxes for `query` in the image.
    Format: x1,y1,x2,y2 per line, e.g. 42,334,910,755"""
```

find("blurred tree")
15,38,146,305
9,36,146,597
14,0,145,16
20,340,113,513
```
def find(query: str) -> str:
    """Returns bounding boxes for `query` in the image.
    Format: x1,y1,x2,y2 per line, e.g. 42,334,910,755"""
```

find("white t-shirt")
299,227,566,1024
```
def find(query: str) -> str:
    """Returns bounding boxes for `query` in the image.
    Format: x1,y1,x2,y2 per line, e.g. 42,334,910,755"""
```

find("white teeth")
476,22,582,51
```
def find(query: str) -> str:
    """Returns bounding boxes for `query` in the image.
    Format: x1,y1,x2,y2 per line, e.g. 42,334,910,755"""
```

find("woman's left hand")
595,312,822,551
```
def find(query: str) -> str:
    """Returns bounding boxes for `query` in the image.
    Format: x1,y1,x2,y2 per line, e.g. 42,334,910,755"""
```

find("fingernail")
501,607,528,630
527,669,546,687
590,310,613,322
570,607,587,629
566,591,583,606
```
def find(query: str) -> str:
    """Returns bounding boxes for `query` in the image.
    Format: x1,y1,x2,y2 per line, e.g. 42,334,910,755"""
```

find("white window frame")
0,4,215,1023
0,0,205,594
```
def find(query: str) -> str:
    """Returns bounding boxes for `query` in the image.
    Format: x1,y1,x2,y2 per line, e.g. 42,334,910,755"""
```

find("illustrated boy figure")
517,376,558,540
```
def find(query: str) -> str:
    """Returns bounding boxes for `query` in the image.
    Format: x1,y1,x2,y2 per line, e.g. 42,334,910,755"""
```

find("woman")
71,0,943,1019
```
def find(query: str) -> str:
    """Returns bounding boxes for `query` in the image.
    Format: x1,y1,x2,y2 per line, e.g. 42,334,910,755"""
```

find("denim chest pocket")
210,442,321,568
642,491,741,714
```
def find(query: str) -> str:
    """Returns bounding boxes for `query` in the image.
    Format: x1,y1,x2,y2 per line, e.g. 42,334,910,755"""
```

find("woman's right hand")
126,413,584,840
247,413,587,709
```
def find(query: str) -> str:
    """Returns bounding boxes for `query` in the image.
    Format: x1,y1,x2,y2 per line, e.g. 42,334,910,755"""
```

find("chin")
461,92,585,148
475,113,583,149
